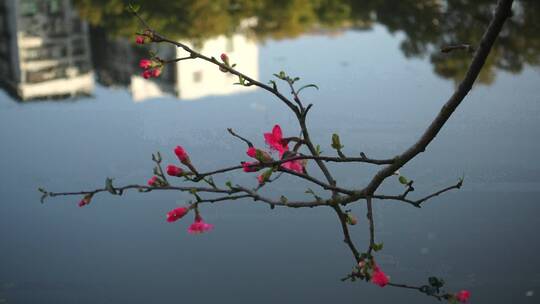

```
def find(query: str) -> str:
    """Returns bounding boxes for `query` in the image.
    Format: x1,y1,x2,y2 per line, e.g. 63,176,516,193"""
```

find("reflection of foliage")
74,0,539,84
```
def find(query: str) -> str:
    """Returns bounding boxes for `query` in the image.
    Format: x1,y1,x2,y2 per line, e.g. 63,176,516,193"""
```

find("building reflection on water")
92,28,258,102
0,0,258,102
2,0,538,102
0,0,94,100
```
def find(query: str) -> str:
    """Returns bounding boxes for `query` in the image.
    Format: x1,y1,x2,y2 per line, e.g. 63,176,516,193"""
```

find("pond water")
1,1,539,303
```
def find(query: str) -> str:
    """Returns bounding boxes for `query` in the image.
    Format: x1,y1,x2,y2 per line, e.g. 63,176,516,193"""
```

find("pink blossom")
166,165,183,177
135,35,145,44
174,146,190,163
264,125,288,156
257,174,265,184
242,161,260,172
151,68,161,78
456,290,470,303
281,159,304,173
147,176,159,186
188,215,214,234
371,265,390,287
139,59,152,69
142,69,152,79
166,207,189,222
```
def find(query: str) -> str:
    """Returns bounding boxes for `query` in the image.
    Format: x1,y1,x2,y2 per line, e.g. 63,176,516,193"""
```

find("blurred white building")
0,0,94,101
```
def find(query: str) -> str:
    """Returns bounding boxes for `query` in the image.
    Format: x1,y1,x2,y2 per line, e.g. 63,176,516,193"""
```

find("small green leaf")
127,3,141,13
373,242,384,252
297,84,319,94
315,144,322,156
105,177,117,195
331,133,344,150
269,80,277,91
428,276,445,288
225,180,233,189
398,175,409,185
280,196,288,204
260,168,273,183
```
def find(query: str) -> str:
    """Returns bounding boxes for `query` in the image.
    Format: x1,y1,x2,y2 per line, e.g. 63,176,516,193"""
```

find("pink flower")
371,265,390,287
166,207,189,222
281,159,304,173
151,68,161,78
242,161,260,172
139,59,152,69
148,176,159,186
166,165,183,177
174,146,189,163
135,35,145,44
456,290,470,303
264,125,288,156
142,69,152,79
257,174,265,184
188,215,214,234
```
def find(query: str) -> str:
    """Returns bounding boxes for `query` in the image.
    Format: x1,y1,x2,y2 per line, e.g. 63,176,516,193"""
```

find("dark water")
1,1,539,303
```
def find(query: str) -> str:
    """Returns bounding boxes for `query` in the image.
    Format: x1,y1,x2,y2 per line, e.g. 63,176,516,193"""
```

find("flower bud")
166,165,183,177
220,53,229,65
174,146,190,164
139,59,152,69
456,290,470,303
242,161,260,172
166,207,189,222
147,176,159,187
142,70,152,79
78,194,93,207
135,35,145,44
151,68,161,78
346,213,358,225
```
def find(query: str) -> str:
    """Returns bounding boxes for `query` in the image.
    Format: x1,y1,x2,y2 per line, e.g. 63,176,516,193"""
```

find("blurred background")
0,0,539,303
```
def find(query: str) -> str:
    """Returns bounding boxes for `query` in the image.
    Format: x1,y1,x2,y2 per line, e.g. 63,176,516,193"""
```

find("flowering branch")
39,0,514,302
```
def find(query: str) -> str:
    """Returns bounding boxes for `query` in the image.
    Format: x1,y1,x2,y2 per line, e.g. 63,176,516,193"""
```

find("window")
193,71,202,83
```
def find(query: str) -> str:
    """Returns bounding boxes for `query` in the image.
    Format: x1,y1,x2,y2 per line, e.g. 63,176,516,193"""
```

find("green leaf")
280,196,288,204
315,144,322,156
268,80,277,91
225,180,233,189
373,242,384,252
331,133,344,150
428,276,445,288
127,3,140,13
398,175,409,185
105,177,117,195
297,84,319,94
